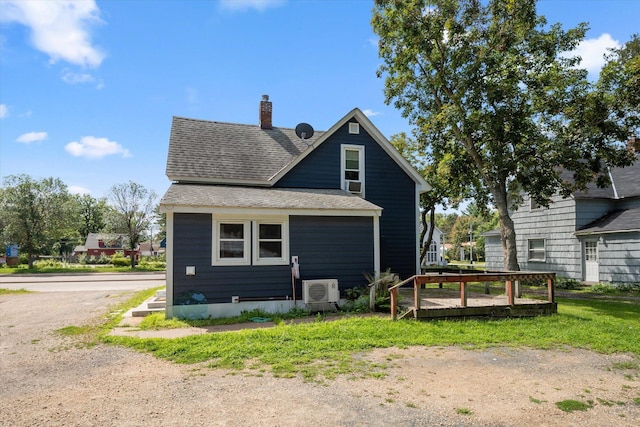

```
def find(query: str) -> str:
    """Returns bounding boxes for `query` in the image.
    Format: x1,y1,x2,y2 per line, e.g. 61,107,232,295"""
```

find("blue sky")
1,0,638,204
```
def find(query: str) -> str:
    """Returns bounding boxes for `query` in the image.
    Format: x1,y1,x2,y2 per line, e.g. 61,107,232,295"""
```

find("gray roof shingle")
160,184,382,212
575,208,640,235
570,154,640,199
166,117,325,183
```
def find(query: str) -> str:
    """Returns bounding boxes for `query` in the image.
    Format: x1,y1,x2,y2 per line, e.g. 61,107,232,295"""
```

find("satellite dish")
295,123,314,140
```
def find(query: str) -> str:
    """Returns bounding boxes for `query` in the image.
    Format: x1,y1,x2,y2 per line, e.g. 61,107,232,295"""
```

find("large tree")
108,181,158,268
372,0,636,270
73,193,109,241
0,175,74,268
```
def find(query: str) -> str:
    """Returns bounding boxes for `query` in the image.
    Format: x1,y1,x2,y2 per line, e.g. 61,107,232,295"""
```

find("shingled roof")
161,184,382,213
571,154,640,199
166,117,325,184
575,208,640,235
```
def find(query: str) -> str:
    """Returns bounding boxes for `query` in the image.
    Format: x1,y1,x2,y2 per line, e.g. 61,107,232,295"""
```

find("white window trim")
348,122,360,134
212,215,290,267
341,144,365,197
527,238,546,262
212,219,251,266
252,219,289,266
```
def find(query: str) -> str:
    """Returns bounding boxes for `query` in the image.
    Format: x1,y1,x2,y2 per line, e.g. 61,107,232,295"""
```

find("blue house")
160,96,429,318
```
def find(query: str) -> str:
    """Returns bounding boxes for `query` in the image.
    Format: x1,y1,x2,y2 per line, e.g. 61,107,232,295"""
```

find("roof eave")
167,176,272,187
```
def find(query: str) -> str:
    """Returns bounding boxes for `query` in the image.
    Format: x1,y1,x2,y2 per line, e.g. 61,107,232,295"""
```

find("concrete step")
130,294,166,317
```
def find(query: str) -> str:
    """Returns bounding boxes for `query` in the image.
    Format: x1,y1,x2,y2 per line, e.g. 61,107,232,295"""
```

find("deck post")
547,277,555,303
391,287,398,320
460,281,467,307
507,280,515,305
484,281,490,294
414,277,421,310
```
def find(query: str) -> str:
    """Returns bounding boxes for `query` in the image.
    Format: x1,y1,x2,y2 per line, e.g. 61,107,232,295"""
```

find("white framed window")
530,197,540,210
341,144,365,196
252,220,289,266
212,220,250,266
348,122,360,134
528,238,545,262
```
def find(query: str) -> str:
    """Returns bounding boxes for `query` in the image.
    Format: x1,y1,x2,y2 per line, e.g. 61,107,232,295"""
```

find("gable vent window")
341,144,365,196
348,122,360,134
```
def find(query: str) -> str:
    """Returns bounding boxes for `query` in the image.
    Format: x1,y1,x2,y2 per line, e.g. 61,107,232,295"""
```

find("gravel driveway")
1,290,638,426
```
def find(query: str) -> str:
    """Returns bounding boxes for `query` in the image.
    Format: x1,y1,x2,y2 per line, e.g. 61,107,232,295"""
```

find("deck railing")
389,271,555,320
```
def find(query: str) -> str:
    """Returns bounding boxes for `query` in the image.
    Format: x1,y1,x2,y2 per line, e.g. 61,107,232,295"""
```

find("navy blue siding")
290,215,374,291
172,213,374,304
276,120,417,278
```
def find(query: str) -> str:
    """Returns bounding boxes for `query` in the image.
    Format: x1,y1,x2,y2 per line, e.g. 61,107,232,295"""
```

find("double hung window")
213,217,288,266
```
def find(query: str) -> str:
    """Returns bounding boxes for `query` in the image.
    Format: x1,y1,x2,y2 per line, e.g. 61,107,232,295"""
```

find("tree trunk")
419,207,436,266
493,189,520,271
130,245,136,269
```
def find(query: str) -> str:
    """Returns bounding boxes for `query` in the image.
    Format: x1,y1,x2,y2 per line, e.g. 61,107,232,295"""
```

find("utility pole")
469,222,473,264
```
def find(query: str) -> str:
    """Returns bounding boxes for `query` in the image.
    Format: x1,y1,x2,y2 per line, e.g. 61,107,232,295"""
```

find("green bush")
555,277,582,290
110,252,131,267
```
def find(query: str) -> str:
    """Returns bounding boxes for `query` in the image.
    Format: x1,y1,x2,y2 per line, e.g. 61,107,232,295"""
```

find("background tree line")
0,174,164,268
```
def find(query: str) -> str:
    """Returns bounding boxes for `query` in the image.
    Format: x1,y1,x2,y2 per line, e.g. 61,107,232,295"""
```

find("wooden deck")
389,271,557,321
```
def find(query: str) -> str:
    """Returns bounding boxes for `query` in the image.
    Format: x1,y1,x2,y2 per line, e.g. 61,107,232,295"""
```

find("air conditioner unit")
302,279,340,304
346,180,362,194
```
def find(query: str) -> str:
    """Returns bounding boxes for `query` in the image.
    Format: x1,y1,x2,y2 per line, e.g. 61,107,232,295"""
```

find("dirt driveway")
1,290,638,426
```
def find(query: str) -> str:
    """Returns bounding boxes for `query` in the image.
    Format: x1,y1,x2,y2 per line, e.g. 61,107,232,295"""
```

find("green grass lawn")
98,291,640,382
0,264,165,274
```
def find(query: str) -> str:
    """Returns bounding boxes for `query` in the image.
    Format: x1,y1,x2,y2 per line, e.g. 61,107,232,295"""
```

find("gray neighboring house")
484,155,640,283
160,96,429,319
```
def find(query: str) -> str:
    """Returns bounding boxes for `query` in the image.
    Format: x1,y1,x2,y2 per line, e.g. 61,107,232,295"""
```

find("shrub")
110,252,131,267
555,277,582,290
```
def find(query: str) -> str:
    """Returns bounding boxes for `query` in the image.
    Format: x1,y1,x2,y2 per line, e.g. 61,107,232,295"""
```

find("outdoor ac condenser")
302,279,339,304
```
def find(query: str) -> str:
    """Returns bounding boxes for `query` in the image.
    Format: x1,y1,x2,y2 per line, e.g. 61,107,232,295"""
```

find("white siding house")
485,156,640,283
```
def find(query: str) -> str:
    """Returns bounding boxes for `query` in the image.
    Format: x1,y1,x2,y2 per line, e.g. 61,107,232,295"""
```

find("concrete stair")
130,289,166,317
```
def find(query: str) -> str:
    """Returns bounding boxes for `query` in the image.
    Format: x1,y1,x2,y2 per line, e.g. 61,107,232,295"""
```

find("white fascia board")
574,228,640,236
167,176,271,187
159,205,382,217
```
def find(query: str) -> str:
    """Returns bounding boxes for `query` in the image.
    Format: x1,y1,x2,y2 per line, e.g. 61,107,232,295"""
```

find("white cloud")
219,0,285,12
0,0,105,68
362,109,381,117
572,33,620,75
68,185,91,195
0,104,7,118
16,131,48,143
65,136,131,159
61,69,104,88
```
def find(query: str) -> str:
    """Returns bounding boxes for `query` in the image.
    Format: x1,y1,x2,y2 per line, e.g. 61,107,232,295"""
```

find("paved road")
0,272,165,291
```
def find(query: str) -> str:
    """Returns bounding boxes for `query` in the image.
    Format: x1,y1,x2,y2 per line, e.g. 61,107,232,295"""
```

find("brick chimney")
259,94,272,130
627,135,639,153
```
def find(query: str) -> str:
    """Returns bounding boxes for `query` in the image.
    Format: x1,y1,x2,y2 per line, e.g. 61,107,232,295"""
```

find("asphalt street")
0,272,165,292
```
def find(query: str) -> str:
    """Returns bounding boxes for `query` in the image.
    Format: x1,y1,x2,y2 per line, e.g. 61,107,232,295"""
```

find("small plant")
555,277,582,290
456,407,473,415
110,252,131,267
529,396,546,404
555,399,592,412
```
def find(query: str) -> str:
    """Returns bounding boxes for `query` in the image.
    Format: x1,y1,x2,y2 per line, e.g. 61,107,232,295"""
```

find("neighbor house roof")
160,184,383,215
166,108,430,192
575,208,640,235
570,154,640,199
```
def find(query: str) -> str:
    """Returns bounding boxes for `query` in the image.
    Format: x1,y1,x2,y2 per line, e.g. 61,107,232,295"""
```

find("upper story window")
530,197,540,210
528,238,546,262
341,144,365,196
